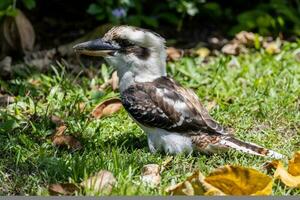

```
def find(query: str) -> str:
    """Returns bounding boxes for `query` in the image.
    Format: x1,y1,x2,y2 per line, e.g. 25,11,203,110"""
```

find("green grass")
1,41,300,195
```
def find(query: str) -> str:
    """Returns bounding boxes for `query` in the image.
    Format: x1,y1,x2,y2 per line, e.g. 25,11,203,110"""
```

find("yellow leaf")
205,165,273,195
263,41,280,55
165,171,225,196
288,151,300,176
195,47,210,58
274,161,300,188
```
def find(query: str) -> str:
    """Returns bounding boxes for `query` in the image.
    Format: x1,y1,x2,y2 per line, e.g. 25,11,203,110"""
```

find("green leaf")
159,13,179,25
141,16,158,27
127,15,141,27
101,64,109,82
0,119,19,132
87,3,103,15
22,0,36,10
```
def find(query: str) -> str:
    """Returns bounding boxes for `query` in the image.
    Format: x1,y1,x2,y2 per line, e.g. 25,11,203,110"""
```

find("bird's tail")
219,136,284,159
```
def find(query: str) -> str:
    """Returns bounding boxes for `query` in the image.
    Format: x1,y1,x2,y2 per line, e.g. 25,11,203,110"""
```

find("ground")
0,41,300,195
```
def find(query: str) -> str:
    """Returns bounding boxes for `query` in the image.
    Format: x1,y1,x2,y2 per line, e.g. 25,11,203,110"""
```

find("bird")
73,25,284,159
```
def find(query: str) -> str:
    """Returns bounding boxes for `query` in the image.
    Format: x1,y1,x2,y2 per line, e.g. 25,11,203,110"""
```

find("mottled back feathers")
121,76,228,135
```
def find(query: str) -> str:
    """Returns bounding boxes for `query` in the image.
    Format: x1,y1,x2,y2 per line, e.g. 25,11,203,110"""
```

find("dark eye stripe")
114,38,134,48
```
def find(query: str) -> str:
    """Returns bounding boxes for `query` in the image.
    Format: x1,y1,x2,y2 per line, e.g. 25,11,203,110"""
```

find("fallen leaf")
288,151,300,176
273,161,300,188
235,31,256,46
166,170,224,196
91,98,123,119
205,165,273,195
52,135,82,150
51,115,65,126
166,47,183,61
141,164,161,187
221,43,239,55
52,125,82,150
15,9,35,51
48,183,80,196
263,41,281,55
54,125,67,136
111,71,119,91
195,47,210,58
3,9,35,52
80,170,116,195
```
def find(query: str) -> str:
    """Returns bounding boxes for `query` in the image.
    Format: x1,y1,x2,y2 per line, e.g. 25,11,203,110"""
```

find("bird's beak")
73,38,120,57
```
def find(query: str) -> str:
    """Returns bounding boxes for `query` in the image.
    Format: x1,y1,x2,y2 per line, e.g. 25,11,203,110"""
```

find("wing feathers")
121,76,228,135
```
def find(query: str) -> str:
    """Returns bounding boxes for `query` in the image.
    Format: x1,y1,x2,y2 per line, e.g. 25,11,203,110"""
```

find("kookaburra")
74,25,284,159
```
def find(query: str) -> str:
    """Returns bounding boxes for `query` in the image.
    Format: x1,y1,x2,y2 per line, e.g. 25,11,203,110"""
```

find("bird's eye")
114,39,134,48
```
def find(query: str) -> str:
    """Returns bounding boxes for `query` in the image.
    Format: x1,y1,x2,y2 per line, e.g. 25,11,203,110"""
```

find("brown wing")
121,76,229,135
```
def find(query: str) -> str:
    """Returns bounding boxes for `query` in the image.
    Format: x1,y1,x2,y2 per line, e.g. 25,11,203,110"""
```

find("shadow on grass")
102,131,148,153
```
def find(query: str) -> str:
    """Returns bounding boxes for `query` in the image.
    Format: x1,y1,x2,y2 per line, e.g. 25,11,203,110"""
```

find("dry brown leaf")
80,170,116,195
195,47,210,58
52,135,82,150
166,47,183,61
3,10,35,52
15,10,35,51
221,43,239,55
205,165,273,195
235,31,256,46
273,161,300,188
51,115,65,126
91,98,123,119
3,17,18,49
288,151,300,176
48,183,80,196
141,164,161,187
111,71,119,91
51,125,82,150
54,125,67,136
166,171,224,196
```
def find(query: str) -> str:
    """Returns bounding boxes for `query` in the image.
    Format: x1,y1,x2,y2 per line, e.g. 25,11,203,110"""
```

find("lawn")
0,41,300,195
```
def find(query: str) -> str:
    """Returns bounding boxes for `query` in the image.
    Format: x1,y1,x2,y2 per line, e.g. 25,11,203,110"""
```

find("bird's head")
73,26,167,80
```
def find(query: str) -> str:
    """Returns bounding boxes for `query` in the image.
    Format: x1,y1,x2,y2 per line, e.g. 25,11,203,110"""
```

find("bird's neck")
118,63,166,93
117,52,167,93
